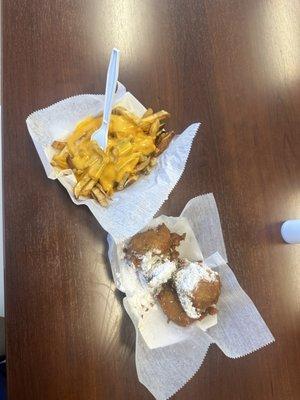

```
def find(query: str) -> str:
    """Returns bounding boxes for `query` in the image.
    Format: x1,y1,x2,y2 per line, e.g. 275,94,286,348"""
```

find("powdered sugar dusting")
176,261,218,292
180,296,200,319
138,251,164,279
175,261,219,318
127,289,155,318
129,251,177,293
124,252,177,320
148,261,177,289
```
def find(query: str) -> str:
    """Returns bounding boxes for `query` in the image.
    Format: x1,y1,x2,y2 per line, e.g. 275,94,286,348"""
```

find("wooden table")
3,1,300,399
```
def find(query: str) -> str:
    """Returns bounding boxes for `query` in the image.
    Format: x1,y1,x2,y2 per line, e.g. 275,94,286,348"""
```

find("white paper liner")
108,193,275,400
26,82,200,242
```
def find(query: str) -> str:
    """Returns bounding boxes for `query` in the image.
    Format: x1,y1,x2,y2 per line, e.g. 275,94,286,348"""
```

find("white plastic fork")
92,48,120,149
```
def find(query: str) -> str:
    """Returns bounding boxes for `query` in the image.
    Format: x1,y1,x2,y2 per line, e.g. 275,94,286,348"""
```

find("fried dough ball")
192,278,221,312
174,261,221,319
157,283,194,327
125,224,185,266
157,282,219,327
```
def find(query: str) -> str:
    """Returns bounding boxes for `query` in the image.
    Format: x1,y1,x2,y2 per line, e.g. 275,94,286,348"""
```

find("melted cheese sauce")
65,114,156,195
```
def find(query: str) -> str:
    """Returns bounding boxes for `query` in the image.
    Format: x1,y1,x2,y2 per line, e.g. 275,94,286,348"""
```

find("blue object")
0,360,6,400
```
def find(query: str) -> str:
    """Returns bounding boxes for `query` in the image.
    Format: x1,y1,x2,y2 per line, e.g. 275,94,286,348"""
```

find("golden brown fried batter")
125,224,221,327
127,224,171,255
170,232,184,247
192,277,221,312
157,282,220,327
157,284,194,327
126,224,186,266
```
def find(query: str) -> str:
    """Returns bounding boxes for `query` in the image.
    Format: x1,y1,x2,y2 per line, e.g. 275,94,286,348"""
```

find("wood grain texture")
3,0,300,399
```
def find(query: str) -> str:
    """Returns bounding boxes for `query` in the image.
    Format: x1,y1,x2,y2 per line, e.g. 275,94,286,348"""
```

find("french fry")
113,106,141,125
155,131,175,156
149,119,160,137
124,175,138,188
143,166,152,175
96,183,110,199
51,159,68,169
135,156,151,172
91,186,109,207
150,157,157,167
74,174,90,198
52,140,66,150
139,110,170,130
142,108,153,118
51,144,70,169
116,173,130,191
66,155,74,169
80,179,97,197
51,157,69,170
109,147,119,163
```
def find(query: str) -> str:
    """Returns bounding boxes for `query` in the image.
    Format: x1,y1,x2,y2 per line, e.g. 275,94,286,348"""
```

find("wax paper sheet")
108,194,274,399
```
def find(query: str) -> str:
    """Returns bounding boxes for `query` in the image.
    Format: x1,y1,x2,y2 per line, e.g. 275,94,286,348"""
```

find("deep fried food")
138,110,170,131
51,106,175,206
124,224,221,328
157,282,219,327
52,140,67,150
157,283,194,327
174,261,221,319
192,278,221,312
127,224,171,257
126,224,186,266
155,131,175,156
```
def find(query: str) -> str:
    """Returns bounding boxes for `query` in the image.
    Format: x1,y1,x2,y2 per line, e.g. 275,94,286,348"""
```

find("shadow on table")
266,221,286,245
103,242,136,355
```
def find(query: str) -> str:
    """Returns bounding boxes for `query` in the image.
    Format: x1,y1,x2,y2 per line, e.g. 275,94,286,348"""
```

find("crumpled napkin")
26,82,200,242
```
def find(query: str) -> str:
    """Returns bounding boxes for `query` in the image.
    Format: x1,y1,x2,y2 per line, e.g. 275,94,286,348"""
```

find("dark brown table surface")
3,0,300,399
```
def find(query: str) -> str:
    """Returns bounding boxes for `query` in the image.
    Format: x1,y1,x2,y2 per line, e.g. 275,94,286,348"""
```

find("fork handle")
103,48,120,124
